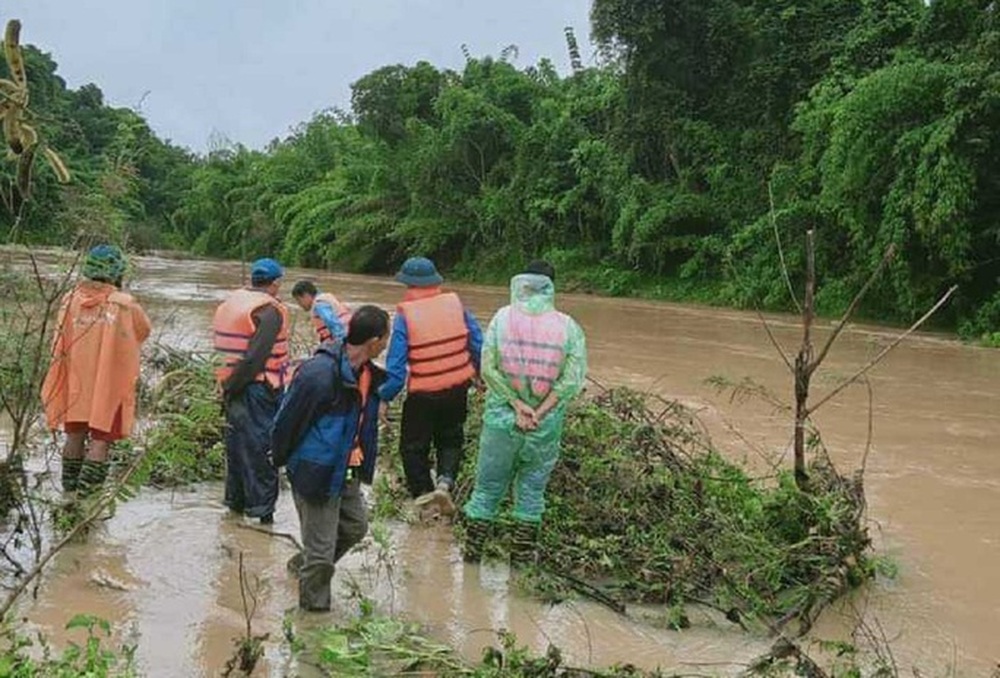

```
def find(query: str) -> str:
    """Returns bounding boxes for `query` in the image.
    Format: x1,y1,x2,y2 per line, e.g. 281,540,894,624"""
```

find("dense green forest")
3,0,999,338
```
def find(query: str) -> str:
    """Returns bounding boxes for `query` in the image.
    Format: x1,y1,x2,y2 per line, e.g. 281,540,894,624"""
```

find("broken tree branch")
756,309,793,374
793,230,816,488
769,182,802,315
807,285,958,416
811,244,896,372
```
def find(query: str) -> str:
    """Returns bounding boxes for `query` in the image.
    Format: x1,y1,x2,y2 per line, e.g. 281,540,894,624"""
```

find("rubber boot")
432,479,457,517
78,460,109,498
61,458,84,493
510,521,539,568
462,518,490,563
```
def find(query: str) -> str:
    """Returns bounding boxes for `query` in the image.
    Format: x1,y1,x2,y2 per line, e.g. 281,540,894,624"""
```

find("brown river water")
3,251,998,676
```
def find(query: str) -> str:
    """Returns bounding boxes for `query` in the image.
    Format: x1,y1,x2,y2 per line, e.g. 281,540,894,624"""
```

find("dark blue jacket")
270,342,385,500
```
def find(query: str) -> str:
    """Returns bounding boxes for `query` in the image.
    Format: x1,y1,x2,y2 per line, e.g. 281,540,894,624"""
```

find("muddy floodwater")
6,252,999,676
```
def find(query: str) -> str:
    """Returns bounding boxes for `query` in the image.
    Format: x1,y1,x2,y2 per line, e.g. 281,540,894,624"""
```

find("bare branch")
756,309,794,373
808,285,958,416
811,244,896,372
860,378,874,477
802,229,816,363
768,182,802,314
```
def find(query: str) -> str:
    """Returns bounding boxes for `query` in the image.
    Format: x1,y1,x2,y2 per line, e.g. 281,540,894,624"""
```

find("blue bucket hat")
395,257,443,287
250,257,284,285
82,244,127,282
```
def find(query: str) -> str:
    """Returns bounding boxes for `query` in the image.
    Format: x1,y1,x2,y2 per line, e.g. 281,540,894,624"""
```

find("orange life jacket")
499,307,568,398
212,288,290,390
311,292,352,342
347,365,372,467
397,289,476,394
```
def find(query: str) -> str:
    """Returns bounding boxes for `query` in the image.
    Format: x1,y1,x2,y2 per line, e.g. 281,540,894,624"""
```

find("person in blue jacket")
376,258,484,518
271,304,389,612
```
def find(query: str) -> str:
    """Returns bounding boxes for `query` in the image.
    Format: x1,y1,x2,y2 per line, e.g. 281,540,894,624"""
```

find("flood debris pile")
131,345,226,487
454,387,871,633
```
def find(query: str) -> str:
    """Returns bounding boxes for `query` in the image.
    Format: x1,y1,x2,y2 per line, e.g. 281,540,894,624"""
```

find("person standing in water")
42,244,151,497
377,257,483,518
271,306,389,612
212,258,290,524
462,261,587,565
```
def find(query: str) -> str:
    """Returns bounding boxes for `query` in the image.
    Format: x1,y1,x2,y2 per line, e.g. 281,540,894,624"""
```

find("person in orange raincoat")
41,244,151,497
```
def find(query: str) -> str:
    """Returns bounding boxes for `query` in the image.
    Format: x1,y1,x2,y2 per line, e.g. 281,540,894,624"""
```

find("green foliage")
13,2,1000,331
0,43,193,247
958,289,1000,345
296,607,663,677
131,347,225,486
452,388,872,627
0,614,137,677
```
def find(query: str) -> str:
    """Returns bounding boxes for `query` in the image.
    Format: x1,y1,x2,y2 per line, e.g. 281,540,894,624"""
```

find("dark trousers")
224,382,279,518
400,386,469,497
293,478,368,611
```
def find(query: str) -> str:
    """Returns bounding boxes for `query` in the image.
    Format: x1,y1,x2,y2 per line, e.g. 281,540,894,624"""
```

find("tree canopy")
5,1,1000,336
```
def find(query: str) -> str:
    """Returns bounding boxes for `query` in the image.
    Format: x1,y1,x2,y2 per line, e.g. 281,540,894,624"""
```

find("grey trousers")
292,478,368,611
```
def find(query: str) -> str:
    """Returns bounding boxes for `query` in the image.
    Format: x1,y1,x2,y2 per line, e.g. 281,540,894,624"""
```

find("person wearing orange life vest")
41,244,151,498
212,257,290,525
462,261,587,565
377,257,483,517
291,279,352,344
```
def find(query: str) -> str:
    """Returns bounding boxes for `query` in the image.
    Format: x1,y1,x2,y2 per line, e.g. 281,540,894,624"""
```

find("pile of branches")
454,386,871,634
129,344,226,487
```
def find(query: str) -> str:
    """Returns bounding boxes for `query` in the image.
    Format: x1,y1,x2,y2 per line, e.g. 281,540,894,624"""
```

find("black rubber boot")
61,458,84,493
510,521,540,567
78,460,109,497
462,518,490,563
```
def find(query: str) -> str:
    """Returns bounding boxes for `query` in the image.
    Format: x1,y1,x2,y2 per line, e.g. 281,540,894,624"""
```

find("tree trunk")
793,230,816,489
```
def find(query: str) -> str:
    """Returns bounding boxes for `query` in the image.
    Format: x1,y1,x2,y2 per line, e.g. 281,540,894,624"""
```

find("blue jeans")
224,382,279,518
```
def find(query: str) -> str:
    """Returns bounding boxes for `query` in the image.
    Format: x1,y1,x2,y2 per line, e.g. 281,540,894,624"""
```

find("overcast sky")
6,1,594,152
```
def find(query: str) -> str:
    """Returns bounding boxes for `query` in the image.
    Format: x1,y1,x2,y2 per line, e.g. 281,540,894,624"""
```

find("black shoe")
259,513,274,525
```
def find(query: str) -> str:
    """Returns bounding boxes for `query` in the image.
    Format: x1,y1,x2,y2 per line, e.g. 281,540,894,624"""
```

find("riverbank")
136,245,980,345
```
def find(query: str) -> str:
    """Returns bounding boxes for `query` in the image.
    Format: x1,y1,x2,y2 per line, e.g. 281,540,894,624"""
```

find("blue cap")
395,257,443,287
250,257,284,284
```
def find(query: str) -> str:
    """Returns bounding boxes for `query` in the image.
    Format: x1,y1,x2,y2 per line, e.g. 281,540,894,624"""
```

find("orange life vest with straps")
311,292,352,342
212,289,290,390
499,307,568,398
397,290,476,394
347,365,372,468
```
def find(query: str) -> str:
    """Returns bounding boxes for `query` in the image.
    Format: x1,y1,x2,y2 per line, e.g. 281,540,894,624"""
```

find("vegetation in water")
129,345,226,487
286,603,936,677
289,604,668,677
0,614,138,677
444,387,872,633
